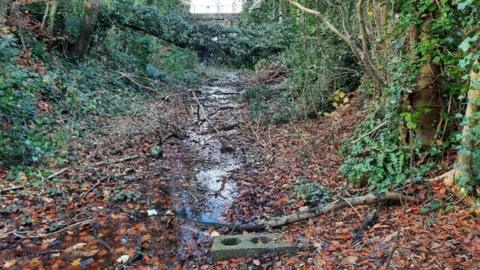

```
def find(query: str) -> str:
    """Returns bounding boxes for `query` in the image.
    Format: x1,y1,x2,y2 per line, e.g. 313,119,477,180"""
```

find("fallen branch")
189,192,416,232
118,71,156,92
383,230,400,270
262,192,416,228
191,90,221,134
47,167,69,179
9,219,95,239
350,121,388,145
429,169,455,183
0,185,24,193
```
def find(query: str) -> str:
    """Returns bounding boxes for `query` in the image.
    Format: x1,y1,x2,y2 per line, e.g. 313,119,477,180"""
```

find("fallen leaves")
3,259,17,269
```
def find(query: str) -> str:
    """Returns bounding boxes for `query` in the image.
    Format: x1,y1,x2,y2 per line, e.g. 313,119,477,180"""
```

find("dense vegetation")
240,0,479,195
1,0,201,172
0,0,284,171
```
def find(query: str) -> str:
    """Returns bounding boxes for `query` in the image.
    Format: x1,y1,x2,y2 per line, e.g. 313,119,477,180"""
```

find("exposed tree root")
190,192,417,232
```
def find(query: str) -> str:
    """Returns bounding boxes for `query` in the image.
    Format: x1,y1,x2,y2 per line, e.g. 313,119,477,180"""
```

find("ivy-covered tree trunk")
412,17,443,146
412,62,442,146
457,63,480,185
69,0,101,57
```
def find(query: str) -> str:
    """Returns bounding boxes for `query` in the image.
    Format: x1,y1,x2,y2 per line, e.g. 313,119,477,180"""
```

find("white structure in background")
189,0,243,14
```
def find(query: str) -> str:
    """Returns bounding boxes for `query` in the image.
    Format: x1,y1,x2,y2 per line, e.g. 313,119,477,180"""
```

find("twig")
118,71,155,92
337,194,362,219
428,169,455,182
47,167,69,179
97,238,113,252
0,185,24,193
11,219,95,239
80,180,101,200
191,90,221,134
351,121,388,145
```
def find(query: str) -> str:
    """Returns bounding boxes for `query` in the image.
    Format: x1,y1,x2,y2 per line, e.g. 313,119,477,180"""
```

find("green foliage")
294,177,331,206
239,0,360,117
244,86,302,124
341,0,480,191
0,0,209,169
1,35,55,165
106,0,288,67
340,117,438,191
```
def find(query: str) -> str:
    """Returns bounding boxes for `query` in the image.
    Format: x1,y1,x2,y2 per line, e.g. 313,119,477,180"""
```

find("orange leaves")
37,100,53,114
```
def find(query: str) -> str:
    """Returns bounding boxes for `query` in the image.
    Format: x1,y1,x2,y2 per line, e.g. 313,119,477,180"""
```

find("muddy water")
171,73,245,264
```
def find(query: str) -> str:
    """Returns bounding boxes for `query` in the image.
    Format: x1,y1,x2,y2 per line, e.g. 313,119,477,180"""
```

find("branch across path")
190,192,417,231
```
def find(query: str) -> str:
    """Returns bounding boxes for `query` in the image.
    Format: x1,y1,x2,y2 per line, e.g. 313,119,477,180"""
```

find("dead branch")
190,192,416,232
118,71,155,92
192,90,222,134
289,0,386,88
350,121,389,145
80,180,101,200
0,185,24,193
262,192,416,228
429,169,455,183
47,167,69,179
9,219,95,239
383,230,400,270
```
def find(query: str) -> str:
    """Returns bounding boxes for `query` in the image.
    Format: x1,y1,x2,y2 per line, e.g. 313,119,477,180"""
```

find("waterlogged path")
161,73,246,266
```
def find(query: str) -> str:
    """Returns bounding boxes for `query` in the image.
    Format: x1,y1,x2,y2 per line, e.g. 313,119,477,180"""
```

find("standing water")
168,73,245,264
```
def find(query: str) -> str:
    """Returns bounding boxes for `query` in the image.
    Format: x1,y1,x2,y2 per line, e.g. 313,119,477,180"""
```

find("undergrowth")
243,86,302,124
0,31,201,172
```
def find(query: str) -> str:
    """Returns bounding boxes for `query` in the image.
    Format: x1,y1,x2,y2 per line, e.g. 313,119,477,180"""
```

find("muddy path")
161,72,247,266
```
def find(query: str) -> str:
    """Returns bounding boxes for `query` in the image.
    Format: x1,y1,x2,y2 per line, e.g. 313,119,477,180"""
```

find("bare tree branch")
289,0,387,88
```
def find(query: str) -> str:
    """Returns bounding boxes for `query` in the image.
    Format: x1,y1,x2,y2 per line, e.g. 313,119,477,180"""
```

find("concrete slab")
211,234,297,261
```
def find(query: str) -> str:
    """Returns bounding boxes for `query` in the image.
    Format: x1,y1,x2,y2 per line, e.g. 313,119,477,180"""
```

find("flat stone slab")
211,234,297,261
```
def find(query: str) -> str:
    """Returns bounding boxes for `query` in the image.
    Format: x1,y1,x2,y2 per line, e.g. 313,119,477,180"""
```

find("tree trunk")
457,62,480,183
69,0,101,57
411,16,443,146
41,2,49,30
412,62,442,146
47,0,58,34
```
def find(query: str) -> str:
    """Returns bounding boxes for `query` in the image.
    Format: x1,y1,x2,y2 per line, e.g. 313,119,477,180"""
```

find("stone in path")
211,234,297,261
